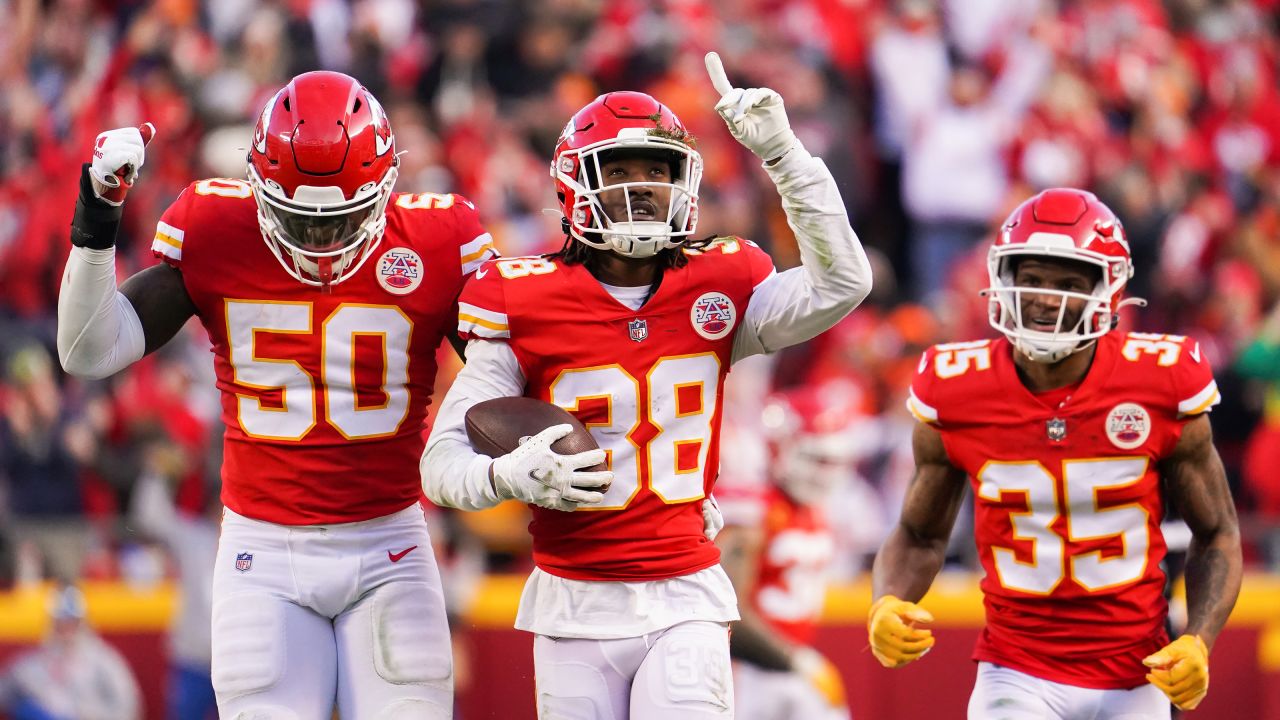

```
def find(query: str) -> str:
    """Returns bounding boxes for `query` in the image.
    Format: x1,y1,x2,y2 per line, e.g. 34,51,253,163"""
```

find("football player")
421,52,873,718
717,381,861,720
868,188,1242,718
57,71,496,720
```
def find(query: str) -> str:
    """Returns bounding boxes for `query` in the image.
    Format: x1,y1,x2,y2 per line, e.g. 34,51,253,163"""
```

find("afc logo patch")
628,318,648,342
1106,402,1151,449
376,248,423,295
691,291,736,341
235,552,253,573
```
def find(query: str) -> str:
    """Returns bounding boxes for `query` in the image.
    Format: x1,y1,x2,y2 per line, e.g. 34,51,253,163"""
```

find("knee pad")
646,624,733,713
537,694,604,720
371,583,453,685
375,698,452,720
536,660,614,720
230,706,297,720
212,595,285,699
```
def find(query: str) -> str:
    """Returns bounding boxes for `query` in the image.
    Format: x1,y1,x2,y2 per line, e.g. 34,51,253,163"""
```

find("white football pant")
533,620,733,719
732,661,850,720
211,504,453,720
969,662,1171,720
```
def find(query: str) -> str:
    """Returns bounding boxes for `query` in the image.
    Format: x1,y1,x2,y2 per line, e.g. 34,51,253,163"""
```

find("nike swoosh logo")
388,546,418,563
475,266,488,279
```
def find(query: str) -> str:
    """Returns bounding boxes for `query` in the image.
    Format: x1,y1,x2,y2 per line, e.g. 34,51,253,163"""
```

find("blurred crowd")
3,0,1280,660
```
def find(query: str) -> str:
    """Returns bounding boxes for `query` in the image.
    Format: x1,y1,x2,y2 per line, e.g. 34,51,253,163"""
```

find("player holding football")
422,52,872,718
716,381,860,720
868,188,1242,718
57,71,496,719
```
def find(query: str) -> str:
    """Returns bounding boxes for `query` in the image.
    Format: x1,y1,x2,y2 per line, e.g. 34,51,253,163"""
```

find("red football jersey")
750,486,834,646
151,179,495,525
457,239,776,580
907,331,1220,689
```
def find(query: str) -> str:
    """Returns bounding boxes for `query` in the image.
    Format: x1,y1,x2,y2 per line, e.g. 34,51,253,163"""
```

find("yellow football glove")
1143,634,1209,710
868,595,935,668
792,647,847,708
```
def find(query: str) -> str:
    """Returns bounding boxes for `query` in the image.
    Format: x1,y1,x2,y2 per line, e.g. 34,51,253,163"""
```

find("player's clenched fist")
868,594,935,668
88,123,155,206
1143,634,1209,710
704,52,797,162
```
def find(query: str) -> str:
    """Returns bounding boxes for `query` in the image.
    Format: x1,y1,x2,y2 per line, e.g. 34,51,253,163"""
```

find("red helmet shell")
247,71,399,287
762,379,870,505
996,188,1133,308
551,92,702,257
249,71,395,200
988,188,1137,361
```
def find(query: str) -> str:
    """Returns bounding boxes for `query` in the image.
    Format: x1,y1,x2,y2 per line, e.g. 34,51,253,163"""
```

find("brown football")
464,397,609,480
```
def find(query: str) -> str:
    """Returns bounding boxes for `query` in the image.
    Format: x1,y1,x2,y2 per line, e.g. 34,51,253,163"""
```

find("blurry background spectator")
0,584,141,720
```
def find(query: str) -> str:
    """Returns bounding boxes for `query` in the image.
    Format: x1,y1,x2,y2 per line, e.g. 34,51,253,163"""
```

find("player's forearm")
421,437,502,511
421,339,525,511
729,612,796,672
872,525,947,602
739,145,871,357
1182,526,1243,648
765,144,872,305
56,246,146,379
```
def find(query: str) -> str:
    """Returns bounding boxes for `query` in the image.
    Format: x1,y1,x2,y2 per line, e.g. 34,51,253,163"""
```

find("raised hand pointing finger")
705,51,734,97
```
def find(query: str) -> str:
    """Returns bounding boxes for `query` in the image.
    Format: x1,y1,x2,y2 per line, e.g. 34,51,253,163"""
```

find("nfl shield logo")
1046,418,1067,442
628,318,648,343
235,552,253,573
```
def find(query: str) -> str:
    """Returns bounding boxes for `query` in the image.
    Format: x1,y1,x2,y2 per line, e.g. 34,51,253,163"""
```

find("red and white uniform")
424,145,872,643
907,331,1220,690
455,241,774,580
151,180,494,524
749,487,834,646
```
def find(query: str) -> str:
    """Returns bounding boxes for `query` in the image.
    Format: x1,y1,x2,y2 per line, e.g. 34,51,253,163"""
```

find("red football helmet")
551,92,702,258
761,379,870,507
248,71,398,287
986,188,1138,363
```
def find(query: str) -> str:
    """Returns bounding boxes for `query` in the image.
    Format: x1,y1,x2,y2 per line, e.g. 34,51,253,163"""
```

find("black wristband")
70,163,123,250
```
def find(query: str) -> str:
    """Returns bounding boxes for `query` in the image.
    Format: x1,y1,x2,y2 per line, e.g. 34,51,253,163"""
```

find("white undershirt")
597,281,653,311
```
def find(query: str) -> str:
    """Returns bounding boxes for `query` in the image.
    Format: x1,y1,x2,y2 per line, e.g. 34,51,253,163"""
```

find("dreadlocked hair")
544,226,717,271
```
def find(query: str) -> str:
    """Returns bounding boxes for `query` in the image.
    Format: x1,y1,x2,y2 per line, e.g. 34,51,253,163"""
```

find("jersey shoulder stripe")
458,301,509,339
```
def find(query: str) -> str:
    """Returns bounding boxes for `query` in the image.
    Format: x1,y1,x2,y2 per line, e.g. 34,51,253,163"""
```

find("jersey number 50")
225,300,412,441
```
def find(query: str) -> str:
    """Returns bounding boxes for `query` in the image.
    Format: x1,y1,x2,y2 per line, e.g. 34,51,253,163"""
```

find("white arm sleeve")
731,144,873,363
127,473,179,543
421,339,526,511
56,247,146,379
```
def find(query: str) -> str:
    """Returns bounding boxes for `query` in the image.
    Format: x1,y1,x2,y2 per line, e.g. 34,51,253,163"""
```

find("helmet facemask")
555,129,702,259
774,434,857,507
249,162,398,287
985,245,1129,364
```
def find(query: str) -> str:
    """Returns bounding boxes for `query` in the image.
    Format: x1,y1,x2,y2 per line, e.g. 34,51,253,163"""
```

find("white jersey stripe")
458,302,508,326
156,221,185,245
151,238,182,261
460,233,498,273
458,319,510,339
905,388,939,424
1178,379,1220,417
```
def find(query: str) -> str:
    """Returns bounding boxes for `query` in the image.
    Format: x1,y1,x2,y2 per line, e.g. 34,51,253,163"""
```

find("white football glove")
705,52,798,163
89,123,155,206
701,495,724,540
489,424,612,512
